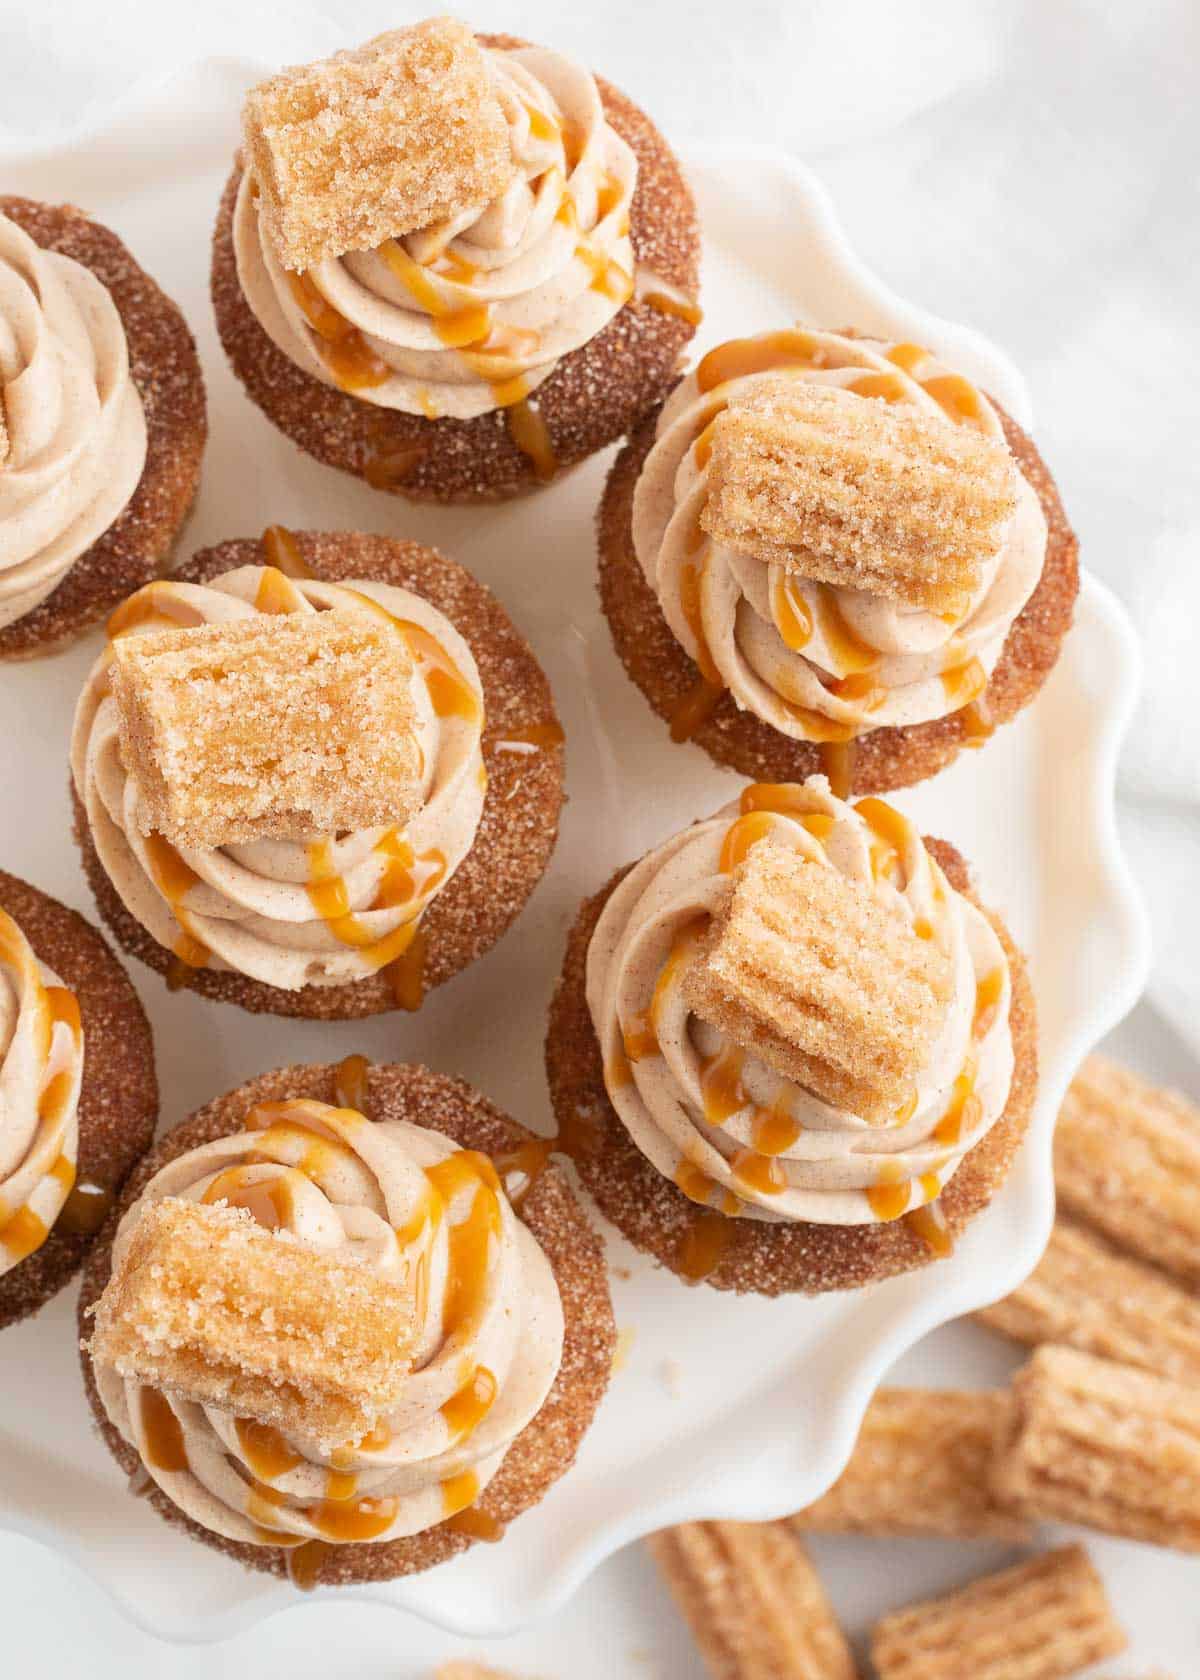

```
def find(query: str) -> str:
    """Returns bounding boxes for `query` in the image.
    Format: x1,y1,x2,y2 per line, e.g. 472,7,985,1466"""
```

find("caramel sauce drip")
444,1504,506,1543
848,371,907,403
202,1165,294,1230
934,1061,982,1147
309,1491,399,1541
287,1539,332,1591
426,1151,502,1348
719,810,778,873
973,968,1004,1038
107,584,206,640
820,739,857,800
643,288,703,326
885,342,928,374
771,572,813,650
143,833,211,976
363,445,427,491
959,691,995,748
254,564,306,615
287,272,391,391
696,328,823,392
388,926,427,1011
923,373,985,428
496,720,565,750
57,1177,115,1238
139,1387,188,1472
236,1417,303,1481
677,1210,734,1283
941,656,987,712
333,1053,371,1118
505,398,558,482
669,677,723,744
865,1176,911,1221
739,784,835,832
261,524,314,578
440,1364,497,1444
491,1137,554,1203
440,1468,481,1519
0,1204,47,1263
905,1198,953,1258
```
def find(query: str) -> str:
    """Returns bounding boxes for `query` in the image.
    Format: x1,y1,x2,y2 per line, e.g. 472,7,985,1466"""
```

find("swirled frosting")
0,908,84,1273
633,328,1048,739
586,778,1014,1228
70,567,486,992
233,41,637,418
92,1097,564,1546
0,211,146,628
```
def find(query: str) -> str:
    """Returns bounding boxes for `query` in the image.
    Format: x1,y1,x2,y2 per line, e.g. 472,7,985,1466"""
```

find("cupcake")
0,197,205,659
79,1058,614,1587
0,869,156,1329
598,326,1079,794
70,527,564,1017
213,17,700,502
546,776,1037,1293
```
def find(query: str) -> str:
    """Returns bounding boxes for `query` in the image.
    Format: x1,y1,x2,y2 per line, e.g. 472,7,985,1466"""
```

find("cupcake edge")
0,196,206,661
545,836,1038,1295
0,869,158,1330
71,530,565,1018
77,1059,616,1585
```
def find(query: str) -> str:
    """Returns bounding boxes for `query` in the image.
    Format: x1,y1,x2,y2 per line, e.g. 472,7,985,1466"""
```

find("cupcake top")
586,777,1014,1234
70,563,486,994
0,209,146,629
632,327,1048,744
235,18,638,420
87,1096,564,1548
0,906,84,1273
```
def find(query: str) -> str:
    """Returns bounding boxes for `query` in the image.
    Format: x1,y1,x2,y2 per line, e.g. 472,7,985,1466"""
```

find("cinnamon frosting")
632,328,1048,740
0,908,84,1273
0,210,146,628
586,778,1014,1227
233,41,637,419
70,567,486,991
91,1098,564,1545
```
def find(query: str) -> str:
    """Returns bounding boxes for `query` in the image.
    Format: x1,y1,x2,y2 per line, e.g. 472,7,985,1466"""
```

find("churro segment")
977,1216,1200,1385
649,1520,856,1680
993,1347,1200,1552
795,1387,1028,1540
685,840,951,1123
700,380,1018,617
110,609,421,849
870,1545,1125,1680
88,1198,415,1448
243,18,513,272
1054,1055,1200,1288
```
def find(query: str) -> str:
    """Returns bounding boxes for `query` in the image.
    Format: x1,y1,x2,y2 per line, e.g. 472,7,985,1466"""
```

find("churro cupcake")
599,326,1078,793
70,528,564,1017
0,197,205,659
546,776,1037,1293
79,1058,614,1587
213,18,699,502
0,869,156,1329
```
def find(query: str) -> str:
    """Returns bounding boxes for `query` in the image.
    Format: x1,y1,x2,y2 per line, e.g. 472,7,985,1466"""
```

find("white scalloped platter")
0,60,1148,1643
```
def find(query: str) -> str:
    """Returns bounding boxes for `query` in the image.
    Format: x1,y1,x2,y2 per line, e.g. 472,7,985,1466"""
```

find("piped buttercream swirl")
586,778,1014,1227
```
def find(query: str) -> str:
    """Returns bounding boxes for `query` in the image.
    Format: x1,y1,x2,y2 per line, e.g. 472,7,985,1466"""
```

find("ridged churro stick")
870,1545,1126,1680
1054,1056,1200,1288
648,1520,857,1680
992,1346,1200,1552
793,1388,1029,1541
976,1216,1200,1384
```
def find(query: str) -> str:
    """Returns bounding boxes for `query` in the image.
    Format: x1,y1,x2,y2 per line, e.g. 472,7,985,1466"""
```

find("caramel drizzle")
260,525,314,579
142,832,210,979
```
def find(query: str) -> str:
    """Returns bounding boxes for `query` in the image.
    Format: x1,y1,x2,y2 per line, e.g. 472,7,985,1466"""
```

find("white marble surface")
1,0,1197,1671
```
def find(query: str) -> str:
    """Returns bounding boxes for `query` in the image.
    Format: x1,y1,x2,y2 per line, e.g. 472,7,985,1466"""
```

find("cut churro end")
871,1544,1125,1680
87,1198,415,1449
684,839,952,1123
993,1346,1200,1552
243,18,513,271
649,1520,857,1680
699,379,1018,617
110,609,421,850
1054,1055,1200,1288
794,1387,1029,1541
976,1215,1200,1385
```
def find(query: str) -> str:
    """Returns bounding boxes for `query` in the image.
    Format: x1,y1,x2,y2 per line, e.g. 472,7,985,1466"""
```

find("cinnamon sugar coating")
545,838,1038,1295
701,380,1018,616
598,394,1078,792
685,840,951,1125
0,870,157,1331
0,197,205,661
79,1061,615,1585
88,1198,415,1449
111,612,421,848
73,530,564,1019
870,1545,1126,1680
0,397,8,467
244,20,513,272
212,39,700,503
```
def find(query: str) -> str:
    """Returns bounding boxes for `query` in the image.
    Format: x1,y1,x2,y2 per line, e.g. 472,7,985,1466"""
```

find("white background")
1,1,1197,1673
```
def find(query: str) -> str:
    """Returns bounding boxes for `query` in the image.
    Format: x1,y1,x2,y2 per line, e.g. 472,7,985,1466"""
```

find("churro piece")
993,1347,1200,1552
977,1216,1200,1384
700,380,1017,617
110,610,421,849
794,1387,1028,1540
1054,1055,1200,1288
684,840,951,1123
88,1198,415,1448
871,1545,1125,1680
649,1520,856,1680
243,19,513,272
